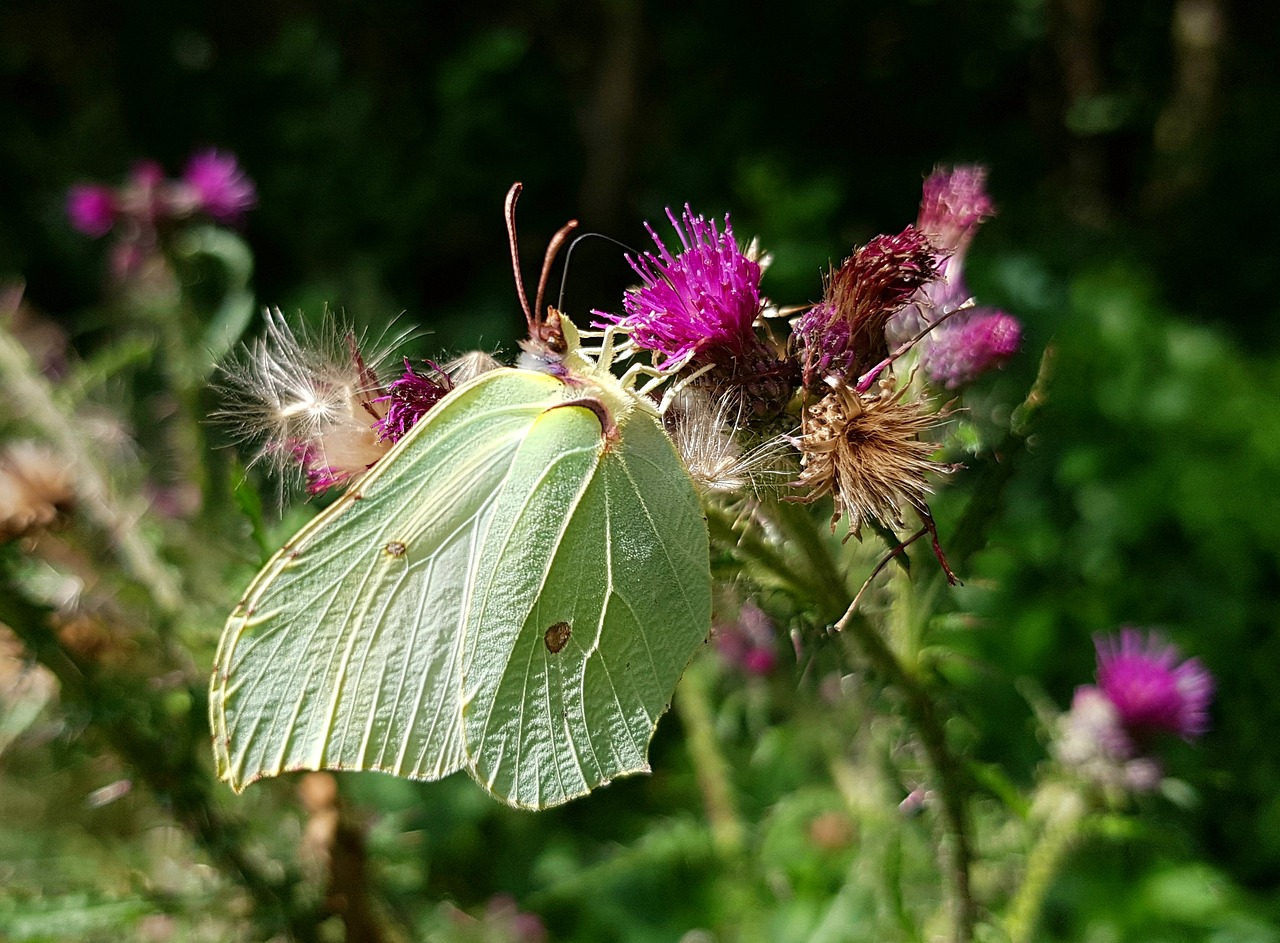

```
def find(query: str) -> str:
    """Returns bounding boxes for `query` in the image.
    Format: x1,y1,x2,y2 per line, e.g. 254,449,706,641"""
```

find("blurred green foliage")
1,1,1278,941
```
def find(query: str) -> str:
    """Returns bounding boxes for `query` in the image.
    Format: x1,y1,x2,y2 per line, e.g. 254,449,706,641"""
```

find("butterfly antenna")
556,232,642,311
535,218,580,322
505,183,536,334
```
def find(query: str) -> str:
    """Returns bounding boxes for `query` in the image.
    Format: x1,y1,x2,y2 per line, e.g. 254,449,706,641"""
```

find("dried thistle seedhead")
791,381,947,540
0,441,75,542
216,309,403,495
795,226,939,388
665,390,794,497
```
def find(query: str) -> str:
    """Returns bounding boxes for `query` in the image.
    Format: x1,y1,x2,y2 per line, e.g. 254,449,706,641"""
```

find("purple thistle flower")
1056,686,1164,791
182,149,257,223
921,309,1022,389
66,184,117,238
918,164,995,255
373,359,454,443
889,165,997,346
602,205,764,371
795,226,938,387
714,600,778,676
1095,628,1214,742
285,440,353,496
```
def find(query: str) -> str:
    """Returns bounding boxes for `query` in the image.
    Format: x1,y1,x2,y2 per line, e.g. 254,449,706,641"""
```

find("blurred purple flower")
68,148,257,259
66,184,117,237
921,309,1022,389
1056,686,1163,792
183,149,257,223
886,164,1025,387
601,205,764,370
1056,629,1213,793
917,164,995,257
714,600,778,676
890,165,996,345
1095,628,1213,742
373,359,454,443
483,894,547,943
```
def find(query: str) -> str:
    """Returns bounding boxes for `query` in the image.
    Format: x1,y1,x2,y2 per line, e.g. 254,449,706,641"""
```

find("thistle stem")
706,504,846,618
834,600,977,943
1005,786,1086,943
768,500,851,618
675,659,745,859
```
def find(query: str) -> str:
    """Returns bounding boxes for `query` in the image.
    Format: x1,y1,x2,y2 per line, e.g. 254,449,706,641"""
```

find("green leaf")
0,893,153,941
174,225,256,375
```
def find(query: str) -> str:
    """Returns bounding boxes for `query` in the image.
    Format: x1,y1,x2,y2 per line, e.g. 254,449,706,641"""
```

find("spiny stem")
1005,785,1087,943
730,493,977,940
767,499,852,618
706,504,846,618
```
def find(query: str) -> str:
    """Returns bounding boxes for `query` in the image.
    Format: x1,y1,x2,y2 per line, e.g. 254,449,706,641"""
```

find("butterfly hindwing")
211,368,564,791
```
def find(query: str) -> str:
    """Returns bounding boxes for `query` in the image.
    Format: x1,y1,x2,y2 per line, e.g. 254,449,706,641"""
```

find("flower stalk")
675,659,746,859
834,595,977,943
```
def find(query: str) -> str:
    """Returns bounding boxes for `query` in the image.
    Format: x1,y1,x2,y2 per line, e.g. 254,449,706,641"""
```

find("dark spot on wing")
544,621,572,654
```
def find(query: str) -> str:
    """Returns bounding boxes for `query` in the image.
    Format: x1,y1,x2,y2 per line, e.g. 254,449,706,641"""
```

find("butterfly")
210,187,712,809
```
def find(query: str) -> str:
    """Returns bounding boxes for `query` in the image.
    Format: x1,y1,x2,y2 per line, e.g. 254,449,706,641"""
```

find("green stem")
731,497,977,939
835,603,977,943
157,303,213,500
1005,786,1087,943
706,504,845,617
0,326,182,614
768,499,851,619
675,659,745,859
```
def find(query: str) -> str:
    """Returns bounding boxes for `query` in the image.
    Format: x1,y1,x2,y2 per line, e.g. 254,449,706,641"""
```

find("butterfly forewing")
461,404,713,809
211,369,565,791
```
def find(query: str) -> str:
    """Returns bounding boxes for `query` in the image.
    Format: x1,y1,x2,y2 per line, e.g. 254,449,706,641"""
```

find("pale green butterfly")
210,192,712,809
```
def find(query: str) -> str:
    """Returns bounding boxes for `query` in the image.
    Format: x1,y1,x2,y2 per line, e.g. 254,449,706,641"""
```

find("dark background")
7,0,1278,348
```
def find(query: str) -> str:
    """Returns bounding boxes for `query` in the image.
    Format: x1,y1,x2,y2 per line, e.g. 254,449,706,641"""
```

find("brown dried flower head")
791,381,947,541
0,441,75,542
795,226,940,388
